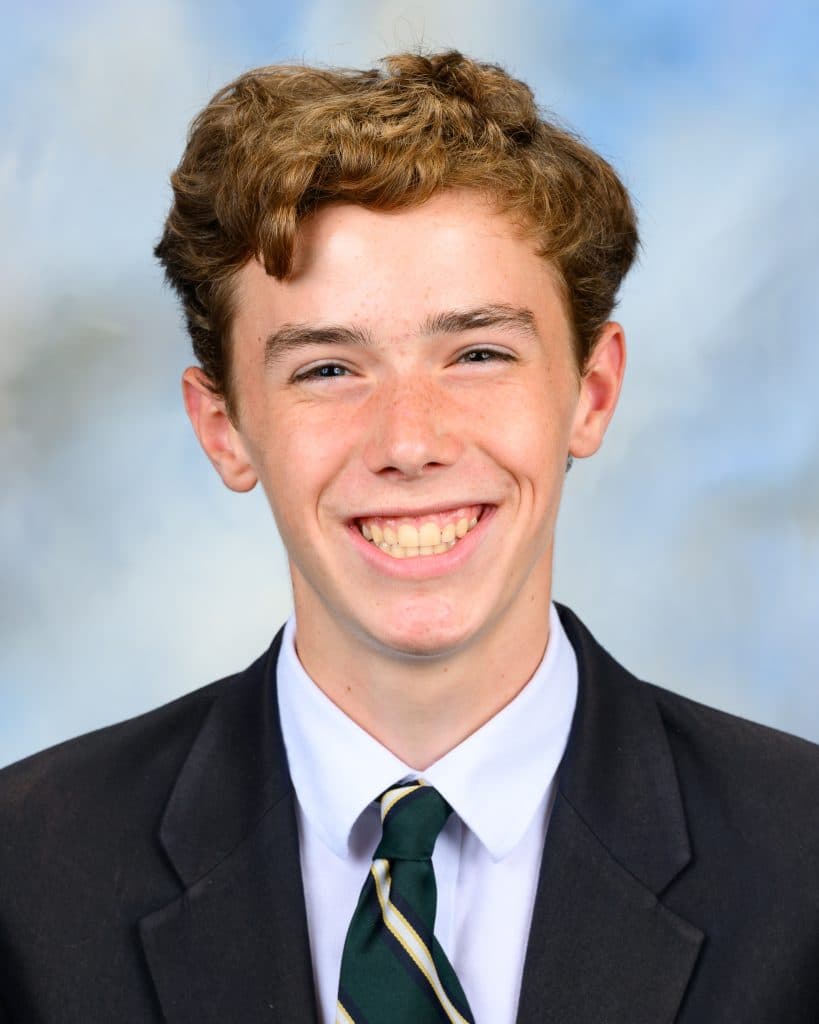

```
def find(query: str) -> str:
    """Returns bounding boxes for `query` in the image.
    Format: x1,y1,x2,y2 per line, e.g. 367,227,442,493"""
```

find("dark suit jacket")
1,605,818,1022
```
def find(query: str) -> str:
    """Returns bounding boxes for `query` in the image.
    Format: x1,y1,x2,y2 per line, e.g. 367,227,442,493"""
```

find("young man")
1,51,817,1023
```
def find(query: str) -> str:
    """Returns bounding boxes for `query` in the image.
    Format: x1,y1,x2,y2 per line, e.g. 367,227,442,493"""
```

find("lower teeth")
375,539,458,559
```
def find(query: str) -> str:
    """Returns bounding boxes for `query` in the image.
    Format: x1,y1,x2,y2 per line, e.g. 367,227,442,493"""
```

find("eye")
457,348,516,364
292,363,351,382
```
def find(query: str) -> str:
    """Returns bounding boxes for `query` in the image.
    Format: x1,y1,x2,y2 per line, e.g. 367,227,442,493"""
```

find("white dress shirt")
276,603,578,1024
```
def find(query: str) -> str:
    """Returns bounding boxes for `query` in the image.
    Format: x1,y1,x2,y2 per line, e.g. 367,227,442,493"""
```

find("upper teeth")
359,509,481,558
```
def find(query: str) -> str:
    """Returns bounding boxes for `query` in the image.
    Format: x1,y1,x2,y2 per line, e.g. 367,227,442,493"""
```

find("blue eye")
296,363,349,380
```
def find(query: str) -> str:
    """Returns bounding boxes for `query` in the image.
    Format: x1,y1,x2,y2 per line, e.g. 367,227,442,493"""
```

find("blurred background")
2,0,818,767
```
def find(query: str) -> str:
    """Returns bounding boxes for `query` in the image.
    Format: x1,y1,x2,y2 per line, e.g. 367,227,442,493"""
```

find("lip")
350,502,485,522
347,504,496,579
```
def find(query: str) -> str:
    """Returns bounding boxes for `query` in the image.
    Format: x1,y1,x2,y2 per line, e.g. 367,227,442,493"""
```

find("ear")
569,322,626,459
181,367,258,493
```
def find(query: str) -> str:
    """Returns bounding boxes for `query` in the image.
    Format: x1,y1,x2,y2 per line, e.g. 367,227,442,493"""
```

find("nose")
362,374,462,479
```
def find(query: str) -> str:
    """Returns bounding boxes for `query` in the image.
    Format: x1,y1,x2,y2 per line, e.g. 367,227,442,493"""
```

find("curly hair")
155,50,639,415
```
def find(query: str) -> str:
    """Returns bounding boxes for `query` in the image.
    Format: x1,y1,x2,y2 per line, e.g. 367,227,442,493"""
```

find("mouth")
353,504,485,559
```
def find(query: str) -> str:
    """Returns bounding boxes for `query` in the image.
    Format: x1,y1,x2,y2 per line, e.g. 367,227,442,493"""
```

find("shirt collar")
276,604,577,862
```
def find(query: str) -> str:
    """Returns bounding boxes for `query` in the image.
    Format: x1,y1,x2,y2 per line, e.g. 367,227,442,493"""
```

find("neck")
290,573,553,770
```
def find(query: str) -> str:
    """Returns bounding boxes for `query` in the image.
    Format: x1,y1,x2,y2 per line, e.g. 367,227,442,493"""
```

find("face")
185,190,624,665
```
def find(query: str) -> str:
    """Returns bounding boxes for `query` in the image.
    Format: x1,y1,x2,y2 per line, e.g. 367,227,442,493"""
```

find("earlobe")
569,322,626,460
181,367,258,493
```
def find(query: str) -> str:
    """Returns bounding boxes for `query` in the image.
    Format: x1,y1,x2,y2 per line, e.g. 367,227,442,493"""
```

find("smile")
356,505,483,559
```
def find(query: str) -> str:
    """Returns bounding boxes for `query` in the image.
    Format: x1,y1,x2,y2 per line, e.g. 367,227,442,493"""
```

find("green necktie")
336,780,475,1024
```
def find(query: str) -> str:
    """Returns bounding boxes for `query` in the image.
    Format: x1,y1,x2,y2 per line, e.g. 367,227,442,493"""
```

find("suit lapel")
516,606,704,1023
139,632,319,1023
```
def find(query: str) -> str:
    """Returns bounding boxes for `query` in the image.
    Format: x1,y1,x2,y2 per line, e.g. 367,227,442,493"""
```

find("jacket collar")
556,603,692,894
515,605,703,1023
155,633,291,888
139,629,320,1023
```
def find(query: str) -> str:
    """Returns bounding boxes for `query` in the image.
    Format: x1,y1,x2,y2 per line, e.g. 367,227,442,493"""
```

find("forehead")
231,190,566,340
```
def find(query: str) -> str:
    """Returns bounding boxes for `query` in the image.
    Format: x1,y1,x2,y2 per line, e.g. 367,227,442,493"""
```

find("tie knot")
373,781,451,862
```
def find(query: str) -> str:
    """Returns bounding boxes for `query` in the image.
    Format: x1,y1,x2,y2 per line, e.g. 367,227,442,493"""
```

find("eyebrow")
263,303,538,365
420,303,538,337
264,323,375,365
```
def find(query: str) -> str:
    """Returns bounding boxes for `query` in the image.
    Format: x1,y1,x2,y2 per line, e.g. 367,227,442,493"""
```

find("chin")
364,604,483,661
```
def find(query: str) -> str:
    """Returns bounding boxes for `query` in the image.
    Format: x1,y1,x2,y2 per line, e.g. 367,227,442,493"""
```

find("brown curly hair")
155,50,639,417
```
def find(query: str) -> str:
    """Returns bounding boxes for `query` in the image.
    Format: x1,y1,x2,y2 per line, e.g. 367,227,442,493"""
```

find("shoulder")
0,652,265,853
649,675,819,777
649,680,819,851
558,601,819,869
559,600,819,792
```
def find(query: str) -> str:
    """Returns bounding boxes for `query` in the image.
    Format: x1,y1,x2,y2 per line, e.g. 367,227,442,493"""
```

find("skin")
183,189,625,769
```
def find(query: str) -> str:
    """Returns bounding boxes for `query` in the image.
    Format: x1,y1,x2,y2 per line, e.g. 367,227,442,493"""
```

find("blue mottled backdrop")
2,0,818,766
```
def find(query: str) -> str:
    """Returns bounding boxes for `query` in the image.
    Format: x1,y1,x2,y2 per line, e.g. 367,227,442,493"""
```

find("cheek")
490,389,566,469
254,414,352,523
484,390,574,527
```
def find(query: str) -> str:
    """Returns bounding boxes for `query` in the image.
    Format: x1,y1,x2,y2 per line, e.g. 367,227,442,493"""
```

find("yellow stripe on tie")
380,779,426,822
336,1000,356,1024
370,859,470,1024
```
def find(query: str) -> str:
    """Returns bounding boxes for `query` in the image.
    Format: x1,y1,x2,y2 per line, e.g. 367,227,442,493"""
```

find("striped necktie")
336,780,475,1024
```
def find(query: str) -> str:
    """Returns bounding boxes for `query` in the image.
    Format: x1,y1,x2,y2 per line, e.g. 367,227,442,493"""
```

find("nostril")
377,461,441,480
